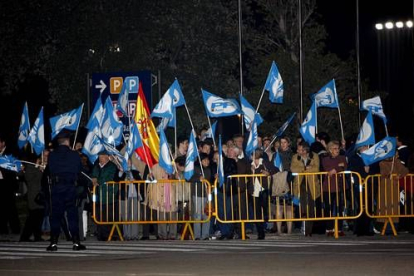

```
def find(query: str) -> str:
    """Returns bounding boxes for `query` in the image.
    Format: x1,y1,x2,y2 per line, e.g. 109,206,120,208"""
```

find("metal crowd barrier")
92,179,212,241
364,173,414,236
214,171,364,239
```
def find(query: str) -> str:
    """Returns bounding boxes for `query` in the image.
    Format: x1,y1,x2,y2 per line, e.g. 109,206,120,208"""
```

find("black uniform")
47,143,83,250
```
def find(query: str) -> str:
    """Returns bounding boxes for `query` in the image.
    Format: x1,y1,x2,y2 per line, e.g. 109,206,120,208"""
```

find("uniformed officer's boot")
46,236,58,252
72,235,86,251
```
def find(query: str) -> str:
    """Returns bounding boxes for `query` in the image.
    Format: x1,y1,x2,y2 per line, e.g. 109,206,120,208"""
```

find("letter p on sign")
110,77,123,94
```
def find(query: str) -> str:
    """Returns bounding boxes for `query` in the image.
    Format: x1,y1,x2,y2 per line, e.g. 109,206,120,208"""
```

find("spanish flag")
134,82,159,167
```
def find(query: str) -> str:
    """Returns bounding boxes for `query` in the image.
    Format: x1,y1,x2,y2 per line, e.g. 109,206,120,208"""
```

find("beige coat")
145,164,178,212
378,158,408,223
290,153,321,200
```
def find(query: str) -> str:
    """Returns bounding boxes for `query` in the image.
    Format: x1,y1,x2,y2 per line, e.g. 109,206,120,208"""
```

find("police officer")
46,130,86,251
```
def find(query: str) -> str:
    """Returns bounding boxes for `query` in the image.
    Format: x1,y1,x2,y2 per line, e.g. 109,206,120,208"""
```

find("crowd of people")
1,128,414,248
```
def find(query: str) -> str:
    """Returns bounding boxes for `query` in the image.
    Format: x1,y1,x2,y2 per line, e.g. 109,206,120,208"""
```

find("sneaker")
373,228,381,235
73,243,86,251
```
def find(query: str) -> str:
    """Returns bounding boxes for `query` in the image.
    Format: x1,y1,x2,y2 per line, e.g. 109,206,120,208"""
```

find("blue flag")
17,102,30,149
151,87,174,119
355,111,375,149
50,104,83,139
170,79,186,108
202,89,241,118
117,76,139,116
264,61,284,104
274,112,296,137
0,155,22,172
245,119,258,159
361,137,397,166
218,135,224,187
240,94,263,131
101,98,123,146
201,121,217,141
299,101,317,144
361,96,387,123
311,79,339,108
82,121,103,165
184,130,198,181
124,121,143,162
28,107,45,156
99,138,128,172
86,97,104,130
273,151,283,171
158,128,174,174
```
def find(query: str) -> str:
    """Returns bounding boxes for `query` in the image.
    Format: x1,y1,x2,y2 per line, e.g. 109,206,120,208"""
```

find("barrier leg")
388,217,398,237
334,219,339,239
180,223,195,241
381,221,388,236
108,224,124,241
241,222,245,241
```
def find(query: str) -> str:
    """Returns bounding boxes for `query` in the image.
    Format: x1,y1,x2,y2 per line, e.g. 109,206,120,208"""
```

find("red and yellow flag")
134,82,159,167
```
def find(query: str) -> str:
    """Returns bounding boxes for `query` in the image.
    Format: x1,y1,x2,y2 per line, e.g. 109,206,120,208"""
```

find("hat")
56,130,73,140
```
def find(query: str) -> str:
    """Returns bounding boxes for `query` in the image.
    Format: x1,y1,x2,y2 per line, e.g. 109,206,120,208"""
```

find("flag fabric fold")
355,111,375,149
124,121,144,163
151,87,174,119
184,130,198,181
82,119,103,164
245,119,258,159
28,107,45,155
201,121,217,141
264,61,284,104
273,151,283,171
134,83,159,167
17,102,30,149
311,79,339,108
240,94,263,131
202,89,241,118
361,96,387,123
50,104,83,139
274,112,296,137
86,97,104,130
101,98,123,146
99,138,128,172
158,128,174,174
360,137,396,166
299,101,317,145
0,155,22,172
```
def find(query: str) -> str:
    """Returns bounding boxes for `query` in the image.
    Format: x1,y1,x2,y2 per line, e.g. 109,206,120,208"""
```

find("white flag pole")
72,103,84,149
256,65,272,113
337,105,345,144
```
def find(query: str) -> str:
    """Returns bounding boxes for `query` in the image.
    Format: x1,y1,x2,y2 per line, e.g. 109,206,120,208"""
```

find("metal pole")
238,0,244,135
356,0,362,128
298,0,304,120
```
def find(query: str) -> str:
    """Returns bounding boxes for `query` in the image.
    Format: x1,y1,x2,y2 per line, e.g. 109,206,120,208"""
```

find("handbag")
271,171,290,197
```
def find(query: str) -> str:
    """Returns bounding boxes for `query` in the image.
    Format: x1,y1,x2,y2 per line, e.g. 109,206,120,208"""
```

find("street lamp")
406,20,413,28
385,22,394,29
375,23,384,30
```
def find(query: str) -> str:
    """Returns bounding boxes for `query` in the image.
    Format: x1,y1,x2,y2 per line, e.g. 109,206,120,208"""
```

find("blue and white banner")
245,119,258,159
50,104,83,139
218,135,224,187
82,123,103,165
151,87,174,119
299,101,317,145
361,96,387,123
124,121,143,163
184,130,198,181
273,151,283,171
264,61,284,104
17,102,30,149
28,107,45,156
116,79,133,116
274,112,296,137
240,94,263,131
311,79,339,108
361,137,396,166
158,128,174,174
86,97,104,130
170,79,186,108
202,89,241,118
99,138,128,172
101,98,123,146
0,155,22,172
355,111,375,149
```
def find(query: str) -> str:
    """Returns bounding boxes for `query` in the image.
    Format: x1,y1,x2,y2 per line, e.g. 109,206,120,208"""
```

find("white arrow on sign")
95,80,107,93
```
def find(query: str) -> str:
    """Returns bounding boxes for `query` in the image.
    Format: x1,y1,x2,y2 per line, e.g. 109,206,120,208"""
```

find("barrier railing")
214,171,364,239
364,173,414,236
92,179,212,241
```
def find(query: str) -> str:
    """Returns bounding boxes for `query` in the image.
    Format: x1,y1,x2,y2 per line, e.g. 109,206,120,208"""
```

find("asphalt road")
1,233,414,275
